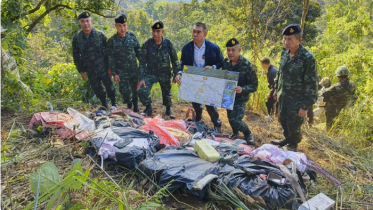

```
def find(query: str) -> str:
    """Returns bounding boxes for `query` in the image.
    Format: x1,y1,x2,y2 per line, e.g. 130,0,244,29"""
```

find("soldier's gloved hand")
108,69,112,77
114,75,120,83
137,80,146,91
80,72,87,81
173,74,182,85
233,86,242,94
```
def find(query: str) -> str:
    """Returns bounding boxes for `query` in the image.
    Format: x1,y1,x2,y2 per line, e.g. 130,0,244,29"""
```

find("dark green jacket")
72,29,108,73
139,37,179,80
106,31,141,78
222,55,258,102
274,44,318,110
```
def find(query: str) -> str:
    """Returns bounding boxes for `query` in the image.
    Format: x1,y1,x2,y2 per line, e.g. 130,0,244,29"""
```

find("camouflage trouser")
87,71,117,106
138,74,172,107
279,103,305,145
118,74,139,104
227,100,251,136
325,105,341,131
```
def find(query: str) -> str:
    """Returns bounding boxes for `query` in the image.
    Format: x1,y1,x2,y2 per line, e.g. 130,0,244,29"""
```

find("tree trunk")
300,0,310,31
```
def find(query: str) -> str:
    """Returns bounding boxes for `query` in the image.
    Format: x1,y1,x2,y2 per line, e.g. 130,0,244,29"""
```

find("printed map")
178,65,239,110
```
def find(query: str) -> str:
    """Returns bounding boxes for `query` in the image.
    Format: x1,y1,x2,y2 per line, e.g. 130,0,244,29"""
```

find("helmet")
1,26,7,33
319,77,330,86
335,66,350,77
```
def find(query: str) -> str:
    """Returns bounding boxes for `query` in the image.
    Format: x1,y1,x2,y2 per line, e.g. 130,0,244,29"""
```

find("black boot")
229,133,238,139
133,98,139,112
245,133,255,145
100,99,109,111
127,102,132,109
214,126,222,133
144,104,152,117
270,139,289,147
165,106,175,119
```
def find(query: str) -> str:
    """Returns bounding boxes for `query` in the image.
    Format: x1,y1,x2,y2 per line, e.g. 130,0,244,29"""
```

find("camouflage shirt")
107,31,141,77
139,37,179,80
274,44,318,110
321,79,356,111
222,55,258,102
72,29,108,73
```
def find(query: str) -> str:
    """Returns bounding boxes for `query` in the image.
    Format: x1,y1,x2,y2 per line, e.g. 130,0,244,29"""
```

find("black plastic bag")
139,147,220,199
217,156,301,209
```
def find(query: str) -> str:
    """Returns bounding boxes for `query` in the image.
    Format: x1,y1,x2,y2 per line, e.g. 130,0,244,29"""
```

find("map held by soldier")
178,65,239,110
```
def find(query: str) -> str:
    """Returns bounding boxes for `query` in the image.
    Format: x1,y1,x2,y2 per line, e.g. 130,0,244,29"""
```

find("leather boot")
144,104,152,117
270,139,289,147
165,106,175,119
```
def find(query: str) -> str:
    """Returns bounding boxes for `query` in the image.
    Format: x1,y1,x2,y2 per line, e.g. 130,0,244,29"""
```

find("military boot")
229,133,238,139
133,98,139,112
244,132,255,145
100,98,109,111
214,126,222,133
144,104,153,117
165,106,175,119
270,139,289,147
286,144,298,152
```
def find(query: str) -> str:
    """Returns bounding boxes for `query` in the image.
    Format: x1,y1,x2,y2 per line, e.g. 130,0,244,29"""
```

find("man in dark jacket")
260,57,278,118
176,22,223,132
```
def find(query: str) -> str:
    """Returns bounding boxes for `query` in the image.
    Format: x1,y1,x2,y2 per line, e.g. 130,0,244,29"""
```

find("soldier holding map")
177,22,223,132
221,38,258,145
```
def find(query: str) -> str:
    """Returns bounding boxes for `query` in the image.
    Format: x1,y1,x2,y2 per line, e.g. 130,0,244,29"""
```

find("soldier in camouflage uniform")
137,21,179,118
222,38,258,145
72,11,117,110
321,66,355,130
107,14,141,112
271,24,318,151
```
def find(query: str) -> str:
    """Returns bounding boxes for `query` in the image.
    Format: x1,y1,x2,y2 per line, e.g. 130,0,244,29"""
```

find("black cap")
115,14,127,24
151,21,164,29
78,11,91,20
282,24,302,36
226,38,239,47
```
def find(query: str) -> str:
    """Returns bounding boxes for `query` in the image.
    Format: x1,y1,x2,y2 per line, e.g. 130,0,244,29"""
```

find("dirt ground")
1,101,373,209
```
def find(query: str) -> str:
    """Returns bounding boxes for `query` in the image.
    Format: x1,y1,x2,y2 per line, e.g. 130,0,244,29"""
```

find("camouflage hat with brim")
319,77,330,86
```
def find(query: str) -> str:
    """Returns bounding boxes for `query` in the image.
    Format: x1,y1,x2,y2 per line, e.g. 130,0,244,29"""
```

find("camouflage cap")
335,66,350,77
319,77,330,86
151,21,164,29
282,24,302,36
78,11,91,20
226,38,239,47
